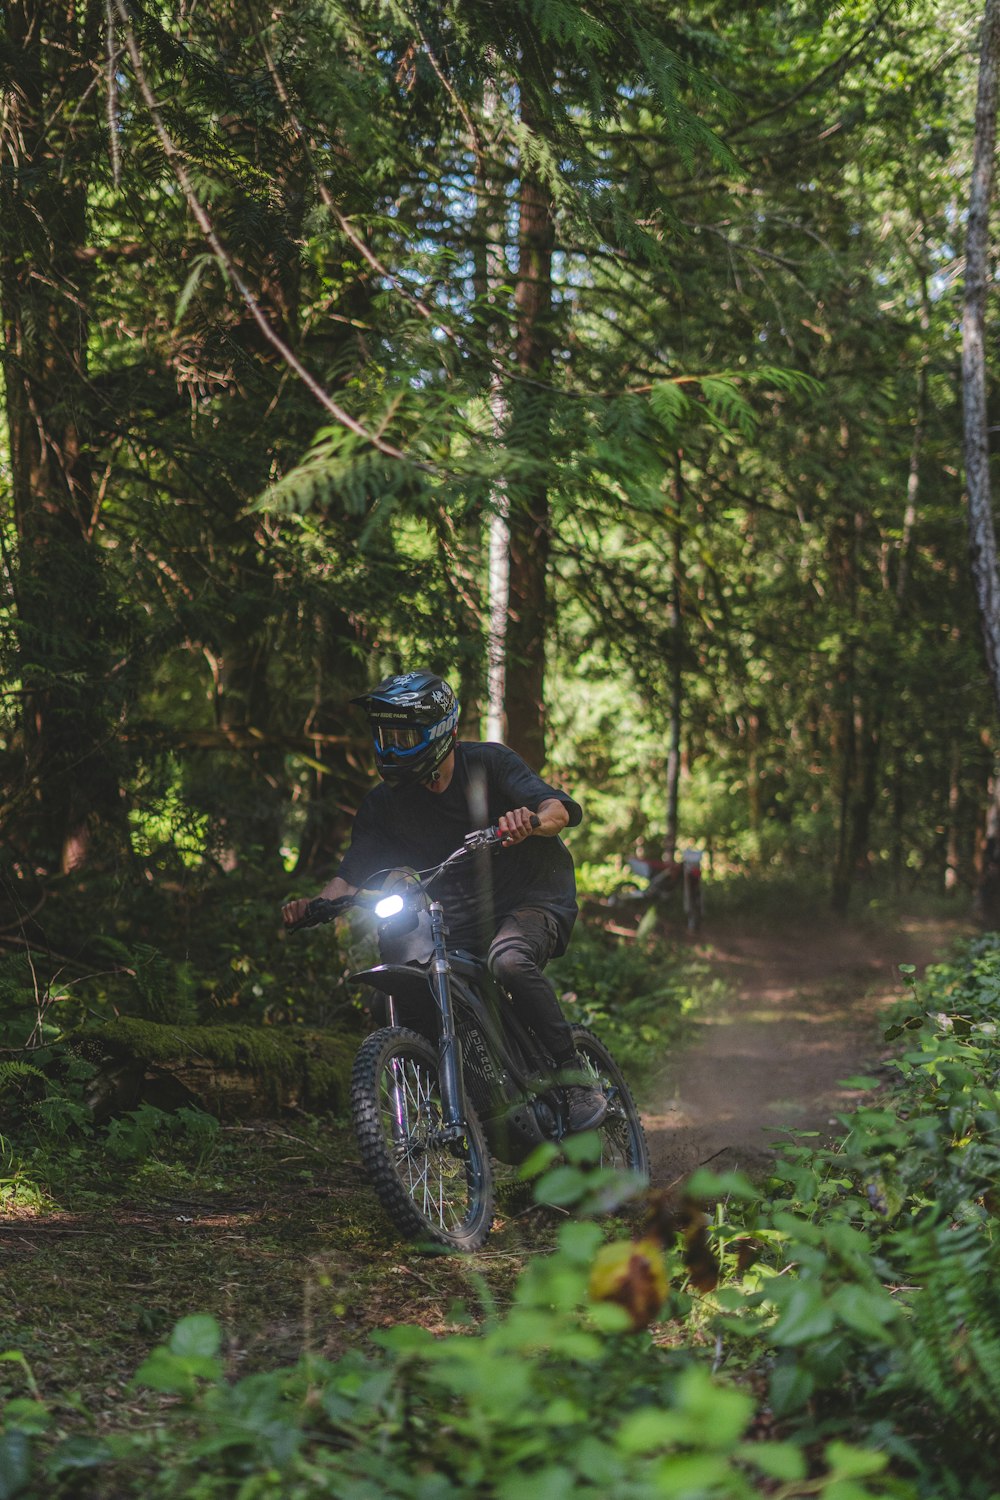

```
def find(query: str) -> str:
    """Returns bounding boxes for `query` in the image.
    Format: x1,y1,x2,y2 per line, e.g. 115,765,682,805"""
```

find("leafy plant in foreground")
0,1142,907,1499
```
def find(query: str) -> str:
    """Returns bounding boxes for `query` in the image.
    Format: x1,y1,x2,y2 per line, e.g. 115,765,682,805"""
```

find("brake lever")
464,814,541,852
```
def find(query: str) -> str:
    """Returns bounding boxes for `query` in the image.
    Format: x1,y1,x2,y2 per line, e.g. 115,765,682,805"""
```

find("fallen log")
73,1017,356,1121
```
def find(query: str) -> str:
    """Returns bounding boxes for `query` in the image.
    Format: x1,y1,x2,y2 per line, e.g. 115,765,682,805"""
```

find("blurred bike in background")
606,848,704,934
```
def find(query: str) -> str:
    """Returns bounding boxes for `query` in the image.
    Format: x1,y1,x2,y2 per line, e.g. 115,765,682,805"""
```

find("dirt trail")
644,912,970,1186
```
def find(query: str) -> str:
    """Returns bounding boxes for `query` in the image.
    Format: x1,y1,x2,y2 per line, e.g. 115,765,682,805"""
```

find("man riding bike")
282,668,607,1134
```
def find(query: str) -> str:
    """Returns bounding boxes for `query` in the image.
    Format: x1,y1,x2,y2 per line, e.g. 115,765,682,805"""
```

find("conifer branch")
110,0,427,471
247,4,456,344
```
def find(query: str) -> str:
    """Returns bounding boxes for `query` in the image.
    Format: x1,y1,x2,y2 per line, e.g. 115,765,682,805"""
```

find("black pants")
487,907,576,1069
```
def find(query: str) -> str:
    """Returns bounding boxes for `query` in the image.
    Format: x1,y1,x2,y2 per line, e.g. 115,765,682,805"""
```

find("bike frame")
354,916,562,1150
427,899,466,1136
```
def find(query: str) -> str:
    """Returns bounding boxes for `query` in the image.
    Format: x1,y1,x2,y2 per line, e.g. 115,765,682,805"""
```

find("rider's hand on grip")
497,811,541,845
284,895,351,932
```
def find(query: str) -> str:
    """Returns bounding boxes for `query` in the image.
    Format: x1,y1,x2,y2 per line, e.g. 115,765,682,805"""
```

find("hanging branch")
110,0,426,470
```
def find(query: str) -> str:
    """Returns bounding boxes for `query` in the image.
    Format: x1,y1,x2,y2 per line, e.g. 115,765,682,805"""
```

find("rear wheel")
351,1027,494,1251
570,1026,650,1180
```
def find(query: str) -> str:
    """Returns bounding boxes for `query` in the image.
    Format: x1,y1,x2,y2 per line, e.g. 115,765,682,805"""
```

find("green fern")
902,1221,1000,1433
130,945,199,1027
0,1061,48,1099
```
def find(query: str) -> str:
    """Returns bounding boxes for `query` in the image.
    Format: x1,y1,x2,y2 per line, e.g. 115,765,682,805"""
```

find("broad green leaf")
170,1315,222,1360
769,1283,835,1345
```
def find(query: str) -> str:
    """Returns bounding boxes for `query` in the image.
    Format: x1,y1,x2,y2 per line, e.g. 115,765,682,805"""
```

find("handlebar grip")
286,895,351,932
495,813,541,842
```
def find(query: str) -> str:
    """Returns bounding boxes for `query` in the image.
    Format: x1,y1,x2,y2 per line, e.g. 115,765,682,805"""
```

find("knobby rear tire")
351,1026,495,1251
570,1025,651,1181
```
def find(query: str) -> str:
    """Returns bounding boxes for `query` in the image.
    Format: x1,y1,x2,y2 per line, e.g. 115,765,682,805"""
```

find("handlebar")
285,894,354,932
285,815,541,933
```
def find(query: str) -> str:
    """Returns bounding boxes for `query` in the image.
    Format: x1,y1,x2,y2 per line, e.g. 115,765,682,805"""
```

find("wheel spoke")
375,1050,474,1233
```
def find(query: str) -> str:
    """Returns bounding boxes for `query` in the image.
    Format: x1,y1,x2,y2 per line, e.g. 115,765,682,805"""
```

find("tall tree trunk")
504,94,555,769
469,67,508,745
963,0,1000,917
946,741,963,891
830,485,861,915
964,0,1000,714
897,264,931,601
485,473,510,744
663,453,685,863
1,0,129,873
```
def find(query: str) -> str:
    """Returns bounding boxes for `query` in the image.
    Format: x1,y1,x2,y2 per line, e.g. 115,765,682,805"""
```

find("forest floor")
0,899,974,1429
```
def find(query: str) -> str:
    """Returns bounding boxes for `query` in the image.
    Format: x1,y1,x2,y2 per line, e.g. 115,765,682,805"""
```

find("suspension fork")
428,900,467,1134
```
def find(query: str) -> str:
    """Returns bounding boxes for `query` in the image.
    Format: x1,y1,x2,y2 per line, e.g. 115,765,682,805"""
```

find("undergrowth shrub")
0,1154,903,1500
703,934,1000,1498
5,936,1000,1498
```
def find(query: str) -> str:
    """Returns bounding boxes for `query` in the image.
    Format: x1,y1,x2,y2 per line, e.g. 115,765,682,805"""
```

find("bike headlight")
374,893,405,920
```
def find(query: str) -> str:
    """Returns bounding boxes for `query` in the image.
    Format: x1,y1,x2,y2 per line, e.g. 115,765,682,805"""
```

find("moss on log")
76,1018,356,1120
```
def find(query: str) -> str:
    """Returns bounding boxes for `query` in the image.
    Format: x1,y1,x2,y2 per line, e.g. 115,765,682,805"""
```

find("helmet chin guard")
352,670,459,787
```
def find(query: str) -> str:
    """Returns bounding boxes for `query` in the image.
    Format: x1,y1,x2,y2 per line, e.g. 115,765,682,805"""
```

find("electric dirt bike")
289,824,650,1251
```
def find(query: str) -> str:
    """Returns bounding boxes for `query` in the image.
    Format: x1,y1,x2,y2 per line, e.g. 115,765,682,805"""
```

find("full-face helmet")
352,670,460,788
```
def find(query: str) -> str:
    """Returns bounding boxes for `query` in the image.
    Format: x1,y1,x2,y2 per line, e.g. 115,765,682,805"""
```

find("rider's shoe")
564,1083,608,1134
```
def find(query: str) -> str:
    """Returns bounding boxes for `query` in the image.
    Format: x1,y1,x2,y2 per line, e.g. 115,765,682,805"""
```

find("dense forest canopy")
0,0,994,968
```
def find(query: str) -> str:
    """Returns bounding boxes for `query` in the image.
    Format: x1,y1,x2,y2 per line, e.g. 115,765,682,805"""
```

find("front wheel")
351,1027,494,1251
570,1026,650,1181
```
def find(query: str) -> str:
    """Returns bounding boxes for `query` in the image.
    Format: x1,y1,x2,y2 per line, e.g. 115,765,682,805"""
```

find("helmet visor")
372,722,430,755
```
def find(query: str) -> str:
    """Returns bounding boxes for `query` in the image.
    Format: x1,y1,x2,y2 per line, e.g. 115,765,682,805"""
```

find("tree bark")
482,74,511,745
897,263,931,601
963,0,1000,716
963,0,1000,921
504,116,555,769
663,454,685,863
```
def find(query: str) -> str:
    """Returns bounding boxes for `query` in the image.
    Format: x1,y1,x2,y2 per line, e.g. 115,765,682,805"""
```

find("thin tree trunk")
963,0,1000,715
504,92,555,769
663,453,685,863
946,741,963,891
485,485,510,743
897,265,931,601
479,69,509,745
963,0,1000,919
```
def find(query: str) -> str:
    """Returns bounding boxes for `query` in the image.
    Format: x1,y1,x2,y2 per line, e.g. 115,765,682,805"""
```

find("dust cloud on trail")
643,914,968,1187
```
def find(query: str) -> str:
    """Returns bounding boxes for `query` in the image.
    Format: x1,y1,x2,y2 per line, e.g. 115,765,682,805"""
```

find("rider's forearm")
318,874,358,900
534,798,570,836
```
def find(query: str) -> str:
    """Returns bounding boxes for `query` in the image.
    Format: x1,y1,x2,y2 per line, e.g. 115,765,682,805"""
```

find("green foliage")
9,937,1000,1497
0,1062,47,1103
0,1198,903,1500
117,943,200,1027
105,1104,221,1166
691,936,1000,1496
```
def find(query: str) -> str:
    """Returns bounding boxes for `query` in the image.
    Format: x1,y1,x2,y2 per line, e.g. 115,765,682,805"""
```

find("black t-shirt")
336,742,583,955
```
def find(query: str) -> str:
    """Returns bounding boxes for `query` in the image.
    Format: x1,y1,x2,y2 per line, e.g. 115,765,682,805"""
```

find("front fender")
351,964,432,1006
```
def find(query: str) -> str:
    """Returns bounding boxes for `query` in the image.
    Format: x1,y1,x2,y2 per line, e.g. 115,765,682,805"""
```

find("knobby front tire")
351,1027,495,1251
571,1026,651,1181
